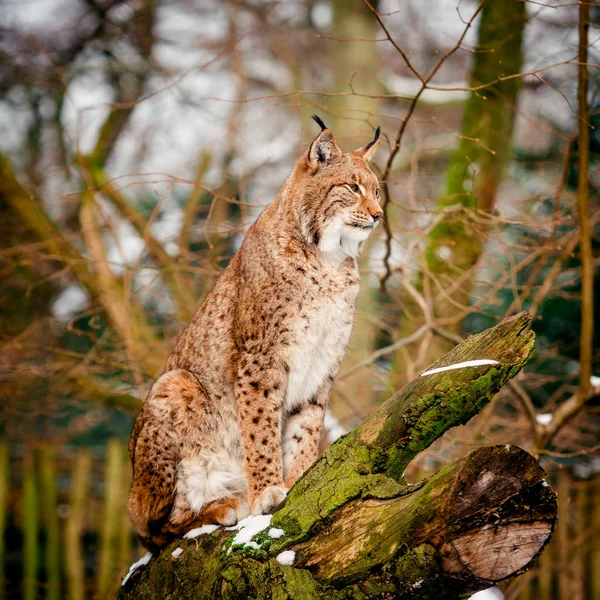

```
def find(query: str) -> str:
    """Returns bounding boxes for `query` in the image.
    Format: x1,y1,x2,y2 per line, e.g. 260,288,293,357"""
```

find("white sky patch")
226,514,272,553
51,284,90,321
150,207,183,243
591,375,600,387
268,528,284,539
572,461,600,479
437,245,453,260
324,409,346,443
105,220,145,274
61,74,113,155
536,413,553,426
384,72,469,105
420,360,499,377
311,2,333,28
183,524,219,539
276,550,296,566
165,241,179,257
121,551,152,587
171,547,184,558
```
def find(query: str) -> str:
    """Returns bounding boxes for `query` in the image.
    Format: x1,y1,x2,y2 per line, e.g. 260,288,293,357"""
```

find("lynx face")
299,122,383,258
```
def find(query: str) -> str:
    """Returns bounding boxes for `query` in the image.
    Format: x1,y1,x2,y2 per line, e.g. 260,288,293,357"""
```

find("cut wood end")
438,445,557,585
440,521,552,581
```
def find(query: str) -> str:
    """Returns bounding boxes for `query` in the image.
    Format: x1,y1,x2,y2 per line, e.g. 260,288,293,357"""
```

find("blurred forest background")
0,0,599,598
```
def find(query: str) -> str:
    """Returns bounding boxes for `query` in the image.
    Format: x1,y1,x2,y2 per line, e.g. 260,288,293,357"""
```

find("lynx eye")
376,188,380,198
350,184,360,193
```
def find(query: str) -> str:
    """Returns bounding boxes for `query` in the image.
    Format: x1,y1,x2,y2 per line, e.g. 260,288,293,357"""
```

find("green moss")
370,448,389,473
271,442,378,547
272,561,324,599
221,564,249,599
361,474,406,500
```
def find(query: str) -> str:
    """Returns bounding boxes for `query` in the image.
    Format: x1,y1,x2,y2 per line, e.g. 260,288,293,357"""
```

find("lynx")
128,117,382,550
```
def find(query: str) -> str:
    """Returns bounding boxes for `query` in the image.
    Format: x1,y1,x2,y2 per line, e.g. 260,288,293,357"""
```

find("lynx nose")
371,210,383,222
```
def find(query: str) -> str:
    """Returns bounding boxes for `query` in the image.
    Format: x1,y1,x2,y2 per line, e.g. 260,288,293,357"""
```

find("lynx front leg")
283,381,330,488
236,356,288,515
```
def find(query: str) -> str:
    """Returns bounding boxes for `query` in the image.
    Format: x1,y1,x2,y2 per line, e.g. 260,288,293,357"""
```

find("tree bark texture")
116,313,557,599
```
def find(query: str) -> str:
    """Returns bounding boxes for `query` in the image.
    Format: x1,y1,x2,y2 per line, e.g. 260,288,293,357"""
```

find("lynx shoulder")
128,117,382,550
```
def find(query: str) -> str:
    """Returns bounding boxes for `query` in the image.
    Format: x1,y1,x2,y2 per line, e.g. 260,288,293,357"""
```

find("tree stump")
116,312,557,599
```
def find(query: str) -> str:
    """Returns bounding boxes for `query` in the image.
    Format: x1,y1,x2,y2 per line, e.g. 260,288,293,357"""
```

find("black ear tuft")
312,115,327,131
365,126,380,150
307,119,342,169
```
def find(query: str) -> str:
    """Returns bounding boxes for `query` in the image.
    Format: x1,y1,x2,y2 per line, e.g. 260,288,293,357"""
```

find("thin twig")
339,324,429,380
368,0,485,290
575,0,594,401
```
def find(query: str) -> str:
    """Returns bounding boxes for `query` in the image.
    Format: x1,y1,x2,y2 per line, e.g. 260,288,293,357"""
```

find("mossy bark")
116,313,557,599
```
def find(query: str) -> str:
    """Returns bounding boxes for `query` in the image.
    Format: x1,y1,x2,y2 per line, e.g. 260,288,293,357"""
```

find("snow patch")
420,360,499,377
268,527,285,539
226,514,272,553
412,578,424,589
244,541,262,550
121,551,152,587
536,413,552,426
469,587,504,600
276,550,296,566
591,375,600,387
183,524,219,539
171,547,183,558
541,480,549,488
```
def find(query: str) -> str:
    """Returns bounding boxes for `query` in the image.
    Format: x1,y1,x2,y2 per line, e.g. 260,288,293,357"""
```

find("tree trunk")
425,0,527,296
116,313,557,599
330,0,385,420
395,1,528,384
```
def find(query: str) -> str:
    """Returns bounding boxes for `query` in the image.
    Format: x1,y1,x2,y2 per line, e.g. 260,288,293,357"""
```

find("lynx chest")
284,271,358,411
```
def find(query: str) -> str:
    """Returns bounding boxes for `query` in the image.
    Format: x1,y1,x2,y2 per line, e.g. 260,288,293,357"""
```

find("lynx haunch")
128,117,383,550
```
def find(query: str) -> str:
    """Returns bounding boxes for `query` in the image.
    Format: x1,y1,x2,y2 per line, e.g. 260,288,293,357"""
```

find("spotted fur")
128,120,382,550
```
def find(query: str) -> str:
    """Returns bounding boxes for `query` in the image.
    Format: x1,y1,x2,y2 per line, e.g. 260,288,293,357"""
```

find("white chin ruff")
318,217,371,258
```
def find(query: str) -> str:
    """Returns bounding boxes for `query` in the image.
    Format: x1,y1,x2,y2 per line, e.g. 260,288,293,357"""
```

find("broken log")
115,312,557,599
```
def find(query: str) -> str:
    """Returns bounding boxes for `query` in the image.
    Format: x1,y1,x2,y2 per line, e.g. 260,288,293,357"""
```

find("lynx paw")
251,485,288,515
204,494,250,526
215,500,250,526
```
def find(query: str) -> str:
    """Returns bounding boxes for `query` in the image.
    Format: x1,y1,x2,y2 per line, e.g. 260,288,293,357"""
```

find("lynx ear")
307,116,342,171
353,126,380,162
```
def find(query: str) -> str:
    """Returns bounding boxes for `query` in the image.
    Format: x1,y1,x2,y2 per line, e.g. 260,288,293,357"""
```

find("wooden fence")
0,441,598,599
